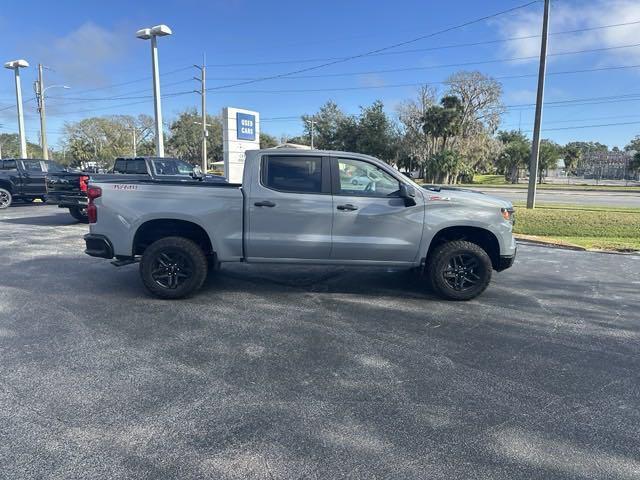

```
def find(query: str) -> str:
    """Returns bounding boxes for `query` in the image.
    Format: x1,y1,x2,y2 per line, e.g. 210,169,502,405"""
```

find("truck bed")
91,179,245,261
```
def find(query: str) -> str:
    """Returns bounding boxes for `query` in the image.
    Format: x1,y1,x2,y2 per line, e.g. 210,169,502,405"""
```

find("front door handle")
337,204,358,211
254,200,276,207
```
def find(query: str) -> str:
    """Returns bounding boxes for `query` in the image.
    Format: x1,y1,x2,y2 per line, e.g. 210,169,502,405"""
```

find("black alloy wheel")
427,240,492,301
150,250,194,289
442,253,482,292
140,236,208,299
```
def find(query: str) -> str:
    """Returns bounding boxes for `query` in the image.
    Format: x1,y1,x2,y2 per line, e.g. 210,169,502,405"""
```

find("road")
473,187,640,208
1,205,639,480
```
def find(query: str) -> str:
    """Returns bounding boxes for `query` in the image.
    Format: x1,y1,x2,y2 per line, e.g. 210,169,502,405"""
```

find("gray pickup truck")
84,149,516,300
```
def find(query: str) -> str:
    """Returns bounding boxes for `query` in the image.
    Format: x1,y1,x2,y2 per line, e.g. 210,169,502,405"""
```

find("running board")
111,257,139,267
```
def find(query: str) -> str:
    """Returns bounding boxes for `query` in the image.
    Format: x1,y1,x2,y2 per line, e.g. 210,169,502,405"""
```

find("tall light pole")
34,64,70,160
136,24,172,157
194,54,207,172
4,59,29,158
526,0,550,209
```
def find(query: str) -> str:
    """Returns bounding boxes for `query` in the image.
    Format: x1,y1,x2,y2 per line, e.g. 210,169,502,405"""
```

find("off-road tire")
427,240,492,301
139,236,208,299
0,188,12,209
69,206,89,223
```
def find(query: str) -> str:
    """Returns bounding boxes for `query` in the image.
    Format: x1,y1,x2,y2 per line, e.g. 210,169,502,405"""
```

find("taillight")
87,186,101,224
79,175,90,192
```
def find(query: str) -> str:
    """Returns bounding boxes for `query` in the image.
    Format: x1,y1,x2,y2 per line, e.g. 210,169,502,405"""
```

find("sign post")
222,107,260,183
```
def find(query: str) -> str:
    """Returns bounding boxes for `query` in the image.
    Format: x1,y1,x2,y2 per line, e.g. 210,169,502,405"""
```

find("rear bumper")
47,194,88,209
496,250,516,272
84,234,114,259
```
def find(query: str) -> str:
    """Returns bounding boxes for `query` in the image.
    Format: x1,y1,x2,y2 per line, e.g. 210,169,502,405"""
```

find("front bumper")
496,250,516,271
84,234,114,259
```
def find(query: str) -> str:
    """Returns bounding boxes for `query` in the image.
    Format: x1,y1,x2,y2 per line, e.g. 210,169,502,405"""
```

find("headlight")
501,207,515,224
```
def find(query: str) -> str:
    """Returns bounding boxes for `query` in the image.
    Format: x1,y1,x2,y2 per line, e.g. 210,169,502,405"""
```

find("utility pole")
526,0,550,209
307,117,317,149
194,54,207,172
132,127,137,157
36,64,48,159
34,66,69,160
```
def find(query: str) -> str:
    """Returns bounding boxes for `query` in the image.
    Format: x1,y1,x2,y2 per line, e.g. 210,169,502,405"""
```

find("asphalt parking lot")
1,204,639,480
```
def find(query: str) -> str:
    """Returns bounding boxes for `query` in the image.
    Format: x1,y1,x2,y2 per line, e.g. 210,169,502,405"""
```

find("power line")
532,120,640,132
198,43,640,83
202,19,640,68
46,43,640,104
51,66,193,98
502,112,640,128
33,18,640,104
205,1,540,91
44,61,640,106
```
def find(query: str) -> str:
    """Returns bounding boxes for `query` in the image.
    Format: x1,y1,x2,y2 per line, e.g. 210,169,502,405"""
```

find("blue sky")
1,0,640,150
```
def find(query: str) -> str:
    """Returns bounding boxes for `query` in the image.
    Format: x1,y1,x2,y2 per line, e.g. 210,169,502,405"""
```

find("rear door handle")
254,200,276,207
337,204,358,211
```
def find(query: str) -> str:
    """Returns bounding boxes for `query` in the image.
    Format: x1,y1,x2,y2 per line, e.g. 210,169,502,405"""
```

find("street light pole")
150,35,164,157
137,25,172,158
526,0,550,209
4,59,29,158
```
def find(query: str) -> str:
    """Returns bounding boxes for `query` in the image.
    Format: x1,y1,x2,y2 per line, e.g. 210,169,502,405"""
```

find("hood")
421,185,513,209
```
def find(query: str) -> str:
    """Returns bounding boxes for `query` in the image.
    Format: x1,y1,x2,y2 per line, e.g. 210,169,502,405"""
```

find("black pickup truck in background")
46,156,226,222
0,159,72,209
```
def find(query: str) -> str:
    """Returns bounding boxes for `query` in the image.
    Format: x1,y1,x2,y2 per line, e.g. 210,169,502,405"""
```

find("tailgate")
46,172,84,195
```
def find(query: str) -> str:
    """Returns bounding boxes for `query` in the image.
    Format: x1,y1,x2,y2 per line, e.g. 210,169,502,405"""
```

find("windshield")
152,159,195,176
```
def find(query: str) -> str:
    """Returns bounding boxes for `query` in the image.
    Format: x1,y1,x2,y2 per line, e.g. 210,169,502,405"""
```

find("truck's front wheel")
427,240,492,301
140,236,208,299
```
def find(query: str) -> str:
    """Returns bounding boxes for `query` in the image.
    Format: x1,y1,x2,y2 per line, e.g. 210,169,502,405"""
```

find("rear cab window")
113,159,148,175
0,160,17,170
261,155,323,193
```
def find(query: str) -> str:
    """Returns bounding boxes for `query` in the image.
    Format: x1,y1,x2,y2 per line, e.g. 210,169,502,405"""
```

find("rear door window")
262,156,322,193
21,160,43,172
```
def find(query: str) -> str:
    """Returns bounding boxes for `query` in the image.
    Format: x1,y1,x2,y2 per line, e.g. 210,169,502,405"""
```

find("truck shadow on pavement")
0,212,80,226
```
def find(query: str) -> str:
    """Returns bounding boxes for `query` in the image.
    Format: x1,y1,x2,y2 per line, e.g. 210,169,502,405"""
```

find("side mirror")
399,184,416,207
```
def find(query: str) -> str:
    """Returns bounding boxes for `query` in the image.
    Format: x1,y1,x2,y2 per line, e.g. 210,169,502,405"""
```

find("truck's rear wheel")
427,240,492,301
0,188,12,209
69,206,89,223
140,236,208,299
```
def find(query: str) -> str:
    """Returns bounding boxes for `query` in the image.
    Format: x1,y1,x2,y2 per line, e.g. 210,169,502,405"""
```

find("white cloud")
37,22,129,88
496,0,640,65
358,73,387,88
